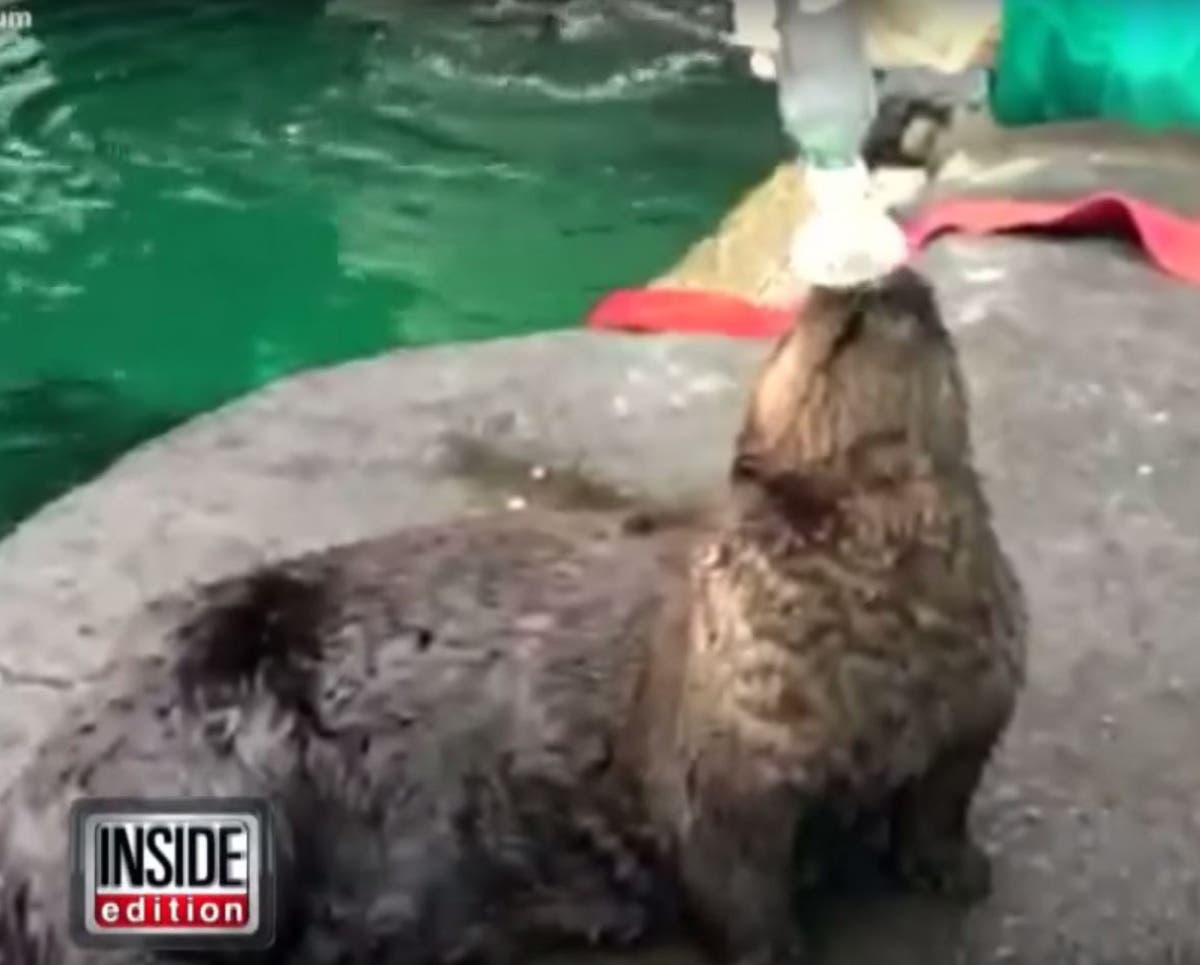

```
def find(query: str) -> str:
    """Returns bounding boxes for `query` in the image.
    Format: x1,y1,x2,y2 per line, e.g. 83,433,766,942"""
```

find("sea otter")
0,267,1025,965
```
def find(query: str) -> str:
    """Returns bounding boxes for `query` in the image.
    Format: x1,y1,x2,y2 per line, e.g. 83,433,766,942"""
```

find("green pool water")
0,0,781,536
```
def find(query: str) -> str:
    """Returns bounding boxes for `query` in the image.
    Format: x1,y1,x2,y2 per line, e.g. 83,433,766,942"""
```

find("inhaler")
775,0,908,288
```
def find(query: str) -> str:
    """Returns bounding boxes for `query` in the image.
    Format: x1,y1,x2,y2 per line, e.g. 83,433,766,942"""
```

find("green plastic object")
990,0,1200,129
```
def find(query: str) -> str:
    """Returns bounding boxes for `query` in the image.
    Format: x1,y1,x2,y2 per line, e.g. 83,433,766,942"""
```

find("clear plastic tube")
775,0,877,168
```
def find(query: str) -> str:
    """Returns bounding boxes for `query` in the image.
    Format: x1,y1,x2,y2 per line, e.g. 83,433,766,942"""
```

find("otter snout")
812,266,948,346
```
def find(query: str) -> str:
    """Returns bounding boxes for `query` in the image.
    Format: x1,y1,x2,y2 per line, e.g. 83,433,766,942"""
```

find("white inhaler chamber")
791,159,910,289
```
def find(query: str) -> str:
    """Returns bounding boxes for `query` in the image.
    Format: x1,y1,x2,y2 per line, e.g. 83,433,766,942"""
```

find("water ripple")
0,0,779,534
417,47,723,102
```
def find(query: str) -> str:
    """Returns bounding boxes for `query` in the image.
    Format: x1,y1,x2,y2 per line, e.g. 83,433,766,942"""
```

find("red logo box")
69,798,276,952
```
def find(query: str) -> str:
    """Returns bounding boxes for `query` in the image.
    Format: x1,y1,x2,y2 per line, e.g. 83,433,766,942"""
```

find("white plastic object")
748,49,777,82
790,158,910,288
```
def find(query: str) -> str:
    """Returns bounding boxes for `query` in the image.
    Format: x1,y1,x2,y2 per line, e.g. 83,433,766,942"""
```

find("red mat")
586,192,1200,339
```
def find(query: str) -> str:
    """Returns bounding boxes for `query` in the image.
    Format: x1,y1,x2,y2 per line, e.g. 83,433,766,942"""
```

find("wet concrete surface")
1,235,1199,962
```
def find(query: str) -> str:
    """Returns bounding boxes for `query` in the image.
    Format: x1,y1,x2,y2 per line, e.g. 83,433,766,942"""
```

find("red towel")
586,192,1200,339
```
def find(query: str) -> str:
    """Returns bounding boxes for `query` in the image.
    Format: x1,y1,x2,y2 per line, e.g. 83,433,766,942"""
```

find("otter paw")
895,839,992,902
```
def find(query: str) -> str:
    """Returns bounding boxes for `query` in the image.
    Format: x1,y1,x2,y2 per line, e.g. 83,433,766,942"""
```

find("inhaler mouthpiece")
789,159,910,289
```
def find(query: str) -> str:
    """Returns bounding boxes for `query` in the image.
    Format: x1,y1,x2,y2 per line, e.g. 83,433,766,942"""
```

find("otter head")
735,266,971,490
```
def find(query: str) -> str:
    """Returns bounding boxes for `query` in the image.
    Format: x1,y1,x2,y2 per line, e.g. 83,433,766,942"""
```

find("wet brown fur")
627,268,1026,963
0,268,1025,965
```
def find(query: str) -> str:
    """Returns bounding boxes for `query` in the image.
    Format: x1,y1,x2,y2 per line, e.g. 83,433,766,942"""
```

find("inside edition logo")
69,798,276,951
